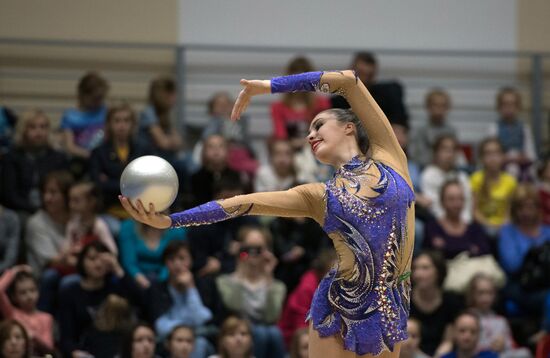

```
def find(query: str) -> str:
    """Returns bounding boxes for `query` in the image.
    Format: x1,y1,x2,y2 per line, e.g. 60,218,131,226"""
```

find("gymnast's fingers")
119,196,139,216
136,199,148,217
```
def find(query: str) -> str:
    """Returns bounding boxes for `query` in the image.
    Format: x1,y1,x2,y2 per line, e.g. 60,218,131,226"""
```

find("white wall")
179,0,516,50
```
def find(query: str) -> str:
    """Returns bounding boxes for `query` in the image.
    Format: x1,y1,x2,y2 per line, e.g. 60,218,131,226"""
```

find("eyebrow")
309,117,326,131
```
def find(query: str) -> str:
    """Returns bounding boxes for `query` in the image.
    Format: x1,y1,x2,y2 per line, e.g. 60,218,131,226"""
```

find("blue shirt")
119,219,187,280
60,106,106,150
442,350,498,358
498,223,550,274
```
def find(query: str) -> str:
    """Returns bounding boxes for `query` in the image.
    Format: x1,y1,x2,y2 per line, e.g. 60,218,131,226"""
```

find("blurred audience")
441,311,498,358
119,323,159,358
400,318,430,358
0,319,31,358
209,316,255,358
254,139,295,193
537,158,550,225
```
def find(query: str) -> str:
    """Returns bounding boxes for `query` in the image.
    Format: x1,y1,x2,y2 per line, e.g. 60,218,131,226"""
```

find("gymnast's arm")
119,183,326,229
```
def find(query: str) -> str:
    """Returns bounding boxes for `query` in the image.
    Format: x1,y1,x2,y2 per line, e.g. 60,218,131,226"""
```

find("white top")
25,210,67,273
254,165,295,193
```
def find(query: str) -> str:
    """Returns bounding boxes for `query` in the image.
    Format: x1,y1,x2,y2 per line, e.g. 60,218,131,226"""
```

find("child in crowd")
0,319,31,358
209,316,255,358
254,139,296,193
289,328,309,358
165,325,196,358
400,319,429,358
487,87,536,181
466,274,531,358
471,138,517,235
119,323,159,358
0,265,54,355
442,311,498,358
537,158,550,225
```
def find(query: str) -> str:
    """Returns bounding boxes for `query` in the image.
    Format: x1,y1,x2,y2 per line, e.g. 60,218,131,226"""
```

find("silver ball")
120,155,179,212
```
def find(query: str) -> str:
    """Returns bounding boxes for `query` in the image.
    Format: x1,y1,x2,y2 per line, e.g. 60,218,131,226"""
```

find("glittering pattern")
310,156,415,356
271,71,322,93
169,201,253,228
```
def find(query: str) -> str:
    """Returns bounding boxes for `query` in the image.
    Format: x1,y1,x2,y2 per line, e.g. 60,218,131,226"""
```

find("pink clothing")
277,269,320,347
0,268,54,351
65,216,117,254
270,96,331,139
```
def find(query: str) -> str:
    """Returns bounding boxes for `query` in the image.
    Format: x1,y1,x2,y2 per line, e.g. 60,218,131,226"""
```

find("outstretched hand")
118,195,171,229
230,79,271,121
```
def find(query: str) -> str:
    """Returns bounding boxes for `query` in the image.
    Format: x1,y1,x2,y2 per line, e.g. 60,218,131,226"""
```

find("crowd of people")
0,51,549,358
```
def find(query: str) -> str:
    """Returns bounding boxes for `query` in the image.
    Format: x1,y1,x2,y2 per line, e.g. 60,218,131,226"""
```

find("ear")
344,122,355,135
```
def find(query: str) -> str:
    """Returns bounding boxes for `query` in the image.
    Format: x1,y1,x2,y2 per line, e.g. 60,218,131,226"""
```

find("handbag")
519,241,550,291
443,252,506,293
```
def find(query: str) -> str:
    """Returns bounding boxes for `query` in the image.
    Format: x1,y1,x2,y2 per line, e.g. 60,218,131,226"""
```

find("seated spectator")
216,227,286,358
271,56,330,141
61,71,109,160
165,325,196,358
208,316,254,358
441,311,498,358
423,180,492,259
410,89,457,167
188,175,259,280
331,51,409,127
466,274,531,358
0,266,54,355
1,109,68,214
90,103,149,222
289,328,308,358
270,214,330,293
190,134,244,206
0,105,17,155
80,294,135,358
537,158,550,225
58,241,132,357
487,87,536,181
144,241,213,358
471,138,517,235
0,319,31,358
278,248,336,347
255,139,296,193
498,184,550,315
410,251,464,357
119,219,187,288
0,205,20,273
119,323,158,358
420,134,472,222
26,170,73,274
400,318,430,358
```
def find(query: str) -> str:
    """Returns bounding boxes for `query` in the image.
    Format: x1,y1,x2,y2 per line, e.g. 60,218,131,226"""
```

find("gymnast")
120,69,415,358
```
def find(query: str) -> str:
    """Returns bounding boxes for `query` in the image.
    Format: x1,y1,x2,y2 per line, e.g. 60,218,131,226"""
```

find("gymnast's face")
308,112,356,166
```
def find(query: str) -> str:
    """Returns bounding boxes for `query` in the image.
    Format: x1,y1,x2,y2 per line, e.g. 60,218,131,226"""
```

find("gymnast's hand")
231,79,271,120
118,195,172,229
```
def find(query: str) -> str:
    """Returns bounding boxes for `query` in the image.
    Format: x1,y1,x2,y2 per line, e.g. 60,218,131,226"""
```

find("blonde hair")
14,109,51,147
94,294,133,332
237,226,273,249
218,316,253,358
465,273,496,308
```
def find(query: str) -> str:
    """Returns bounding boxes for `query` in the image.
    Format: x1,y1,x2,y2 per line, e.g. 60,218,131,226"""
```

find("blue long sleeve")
119,220,141,278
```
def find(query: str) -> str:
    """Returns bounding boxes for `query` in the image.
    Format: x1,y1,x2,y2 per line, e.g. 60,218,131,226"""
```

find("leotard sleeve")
169,183,325,228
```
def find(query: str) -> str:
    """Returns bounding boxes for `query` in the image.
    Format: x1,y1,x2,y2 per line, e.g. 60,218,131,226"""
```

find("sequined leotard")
169,71,415,356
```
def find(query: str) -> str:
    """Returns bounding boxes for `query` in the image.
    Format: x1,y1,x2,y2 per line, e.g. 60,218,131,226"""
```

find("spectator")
80,294,135,358
188,175,259,280
119,323,159,358
410,89,456,167
61,71,109,160
441,311,498,358
144,240,213,358
26,170,73,274
537,158,550,225
487,87,536,181
331,51,409,126
289,328,308,358
208,316,254,358
278,248,336,347
0,319,31,358
0,206,20,274
1,109,68,214
57,241,131,357
0,106,17,155
271,56,330,141
216,227,286,358
119,219,187,289
165,325,195,358
410,251,464,357
498,185,550,315
471,138,517,235
255,139,296,193
466,274,531,358
423,180,492,259
420,134,473,222
0,266,54,355
190,134,244,206
90,103,149,222
399,318,430,358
